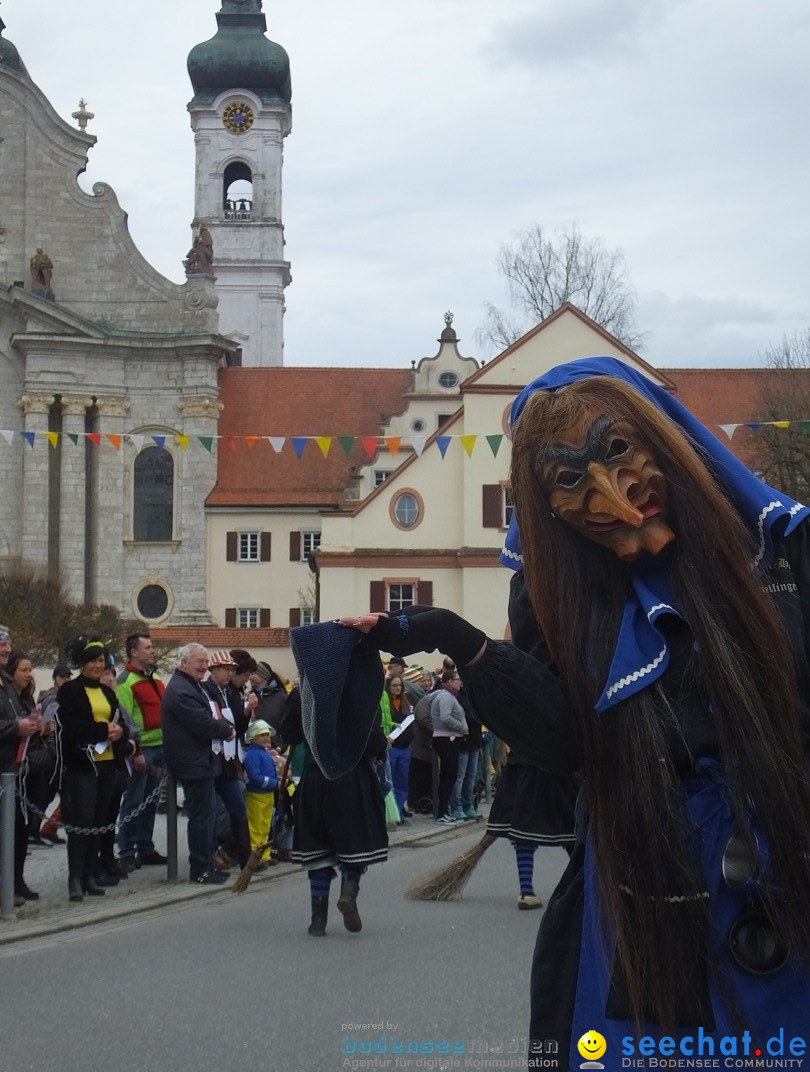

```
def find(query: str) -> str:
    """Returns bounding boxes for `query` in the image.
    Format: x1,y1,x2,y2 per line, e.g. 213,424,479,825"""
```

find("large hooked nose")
585,463,644,527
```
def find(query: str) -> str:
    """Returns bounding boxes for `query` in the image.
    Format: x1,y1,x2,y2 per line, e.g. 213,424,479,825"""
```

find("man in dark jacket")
161,643,234,885
0,624,41,907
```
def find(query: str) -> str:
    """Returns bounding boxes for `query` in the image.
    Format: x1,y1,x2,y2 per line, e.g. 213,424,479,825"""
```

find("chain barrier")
18,777,167,837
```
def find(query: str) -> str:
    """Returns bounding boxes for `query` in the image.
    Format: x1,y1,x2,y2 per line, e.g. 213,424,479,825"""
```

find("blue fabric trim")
501,357,810,712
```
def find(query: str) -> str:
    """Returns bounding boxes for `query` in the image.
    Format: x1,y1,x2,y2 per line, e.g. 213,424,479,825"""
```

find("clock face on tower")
222,102,255,134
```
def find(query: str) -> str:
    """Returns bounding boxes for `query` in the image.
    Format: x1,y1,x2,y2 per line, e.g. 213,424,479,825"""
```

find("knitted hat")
290,621,383,780
253,660,274,682
209,650,236,667
245,719,274,743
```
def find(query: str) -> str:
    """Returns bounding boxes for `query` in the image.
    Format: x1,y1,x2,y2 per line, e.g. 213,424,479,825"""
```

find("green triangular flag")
67,433,79,446
486,434,503,457
338,436,354,456
198,436,214,453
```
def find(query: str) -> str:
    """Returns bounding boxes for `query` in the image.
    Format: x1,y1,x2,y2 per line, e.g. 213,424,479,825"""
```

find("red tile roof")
208,367,412,507
151,626,290,649
666,367,810,468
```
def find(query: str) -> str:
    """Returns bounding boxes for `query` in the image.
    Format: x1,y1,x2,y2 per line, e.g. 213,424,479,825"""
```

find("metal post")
1,773,16,919
166,774,179,882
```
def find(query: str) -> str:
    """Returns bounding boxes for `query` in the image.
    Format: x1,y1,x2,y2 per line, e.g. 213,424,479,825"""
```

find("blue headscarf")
501,356,809,712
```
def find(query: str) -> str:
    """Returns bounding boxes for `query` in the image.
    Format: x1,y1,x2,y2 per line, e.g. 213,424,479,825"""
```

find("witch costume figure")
310,357,810,1070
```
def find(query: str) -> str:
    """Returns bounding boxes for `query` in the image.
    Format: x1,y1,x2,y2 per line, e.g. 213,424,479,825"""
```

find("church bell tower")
187,0,292,366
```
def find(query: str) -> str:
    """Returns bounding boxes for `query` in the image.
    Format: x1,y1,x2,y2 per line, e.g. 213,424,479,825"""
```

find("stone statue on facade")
30,247,54,298
184,225,214,277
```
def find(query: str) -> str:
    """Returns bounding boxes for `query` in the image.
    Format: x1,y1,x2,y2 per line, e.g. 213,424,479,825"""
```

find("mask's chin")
596,517,677,563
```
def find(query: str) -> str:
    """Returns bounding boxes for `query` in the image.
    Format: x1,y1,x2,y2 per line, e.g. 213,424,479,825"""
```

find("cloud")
491,0,679,67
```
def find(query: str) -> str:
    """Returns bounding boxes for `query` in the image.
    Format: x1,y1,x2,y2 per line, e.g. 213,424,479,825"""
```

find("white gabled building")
316,304,675,661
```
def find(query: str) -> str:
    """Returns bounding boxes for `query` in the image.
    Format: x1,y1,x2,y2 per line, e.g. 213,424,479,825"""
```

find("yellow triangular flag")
45,432,59,448
772,421,790,429
315,437,332,458
460,434,476,457
175,434,190,450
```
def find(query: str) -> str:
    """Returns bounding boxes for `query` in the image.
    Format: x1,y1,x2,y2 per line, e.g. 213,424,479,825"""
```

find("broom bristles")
232,840,273,893
405,832,497,901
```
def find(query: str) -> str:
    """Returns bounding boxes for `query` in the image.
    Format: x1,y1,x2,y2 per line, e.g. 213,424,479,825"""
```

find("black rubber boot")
308,895,329,936
67,834,88,902
68,876,84,903
337,874,362,933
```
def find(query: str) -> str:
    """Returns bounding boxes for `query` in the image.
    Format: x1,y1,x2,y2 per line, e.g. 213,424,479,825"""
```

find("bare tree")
754,329,810,499
0,565,139,666
478,222,644,352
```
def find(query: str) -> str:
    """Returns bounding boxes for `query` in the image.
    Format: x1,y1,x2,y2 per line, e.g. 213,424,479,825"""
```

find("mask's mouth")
583,492,664,532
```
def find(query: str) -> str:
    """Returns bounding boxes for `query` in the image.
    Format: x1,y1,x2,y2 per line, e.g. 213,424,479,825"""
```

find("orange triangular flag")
106,434,121,450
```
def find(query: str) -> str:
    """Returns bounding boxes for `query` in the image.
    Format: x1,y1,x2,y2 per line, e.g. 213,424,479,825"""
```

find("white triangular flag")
267,437,285,453
128,433,145,449
718,424,739,440
407,436,426,456
0,430,13,445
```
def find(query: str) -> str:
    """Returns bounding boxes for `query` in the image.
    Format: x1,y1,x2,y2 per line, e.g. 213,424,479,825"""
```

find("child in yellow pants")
244,720,278,862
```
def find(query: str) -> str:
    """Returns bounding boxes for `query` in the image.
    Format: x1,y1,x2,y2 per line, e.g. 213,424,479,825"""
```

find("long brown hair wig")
510,376,810,1028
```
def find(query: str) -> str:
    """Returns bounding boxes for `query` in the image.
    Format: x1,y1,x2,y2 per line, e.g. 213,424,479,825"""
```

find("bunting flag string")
0,422,803,454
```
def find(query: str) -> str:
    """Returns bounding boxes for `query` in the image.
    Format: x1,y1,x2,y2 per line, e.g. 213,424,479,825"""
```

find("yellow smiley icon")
577,1031,607,1061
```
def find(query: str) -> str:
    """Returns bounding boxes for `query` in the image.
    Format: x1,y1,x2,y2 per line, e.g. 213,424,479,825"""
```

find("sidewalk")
0,805,489,945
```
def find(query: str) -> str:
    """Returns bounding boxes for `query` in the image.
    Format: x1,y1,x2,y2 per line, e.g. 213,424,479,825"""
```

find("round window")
137,584,169,620
410,417,426,433
394,493,420,528
438,371,459,389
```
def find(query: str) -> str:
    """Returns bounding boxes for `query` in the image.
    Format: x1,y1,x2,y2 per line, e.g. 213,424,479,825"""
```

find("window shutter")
290,531,301,561
418,581,433,607
482,485,502,528
260,532,272,561
224,607,236,627
259,608,271,628
289,608,301,628
226,531,238,561
370,581,386,612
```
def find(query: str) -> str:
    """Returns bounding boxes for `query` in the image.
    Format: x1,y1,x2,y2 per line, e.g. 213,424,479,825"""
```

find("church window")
223,161,253,220
137,584,169,621
133,447,174,542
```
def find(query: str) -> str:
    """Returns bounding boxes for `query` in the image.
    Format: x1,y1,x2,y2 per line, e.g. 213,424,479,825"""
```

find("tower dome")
187,0,291,106
0,16,29,77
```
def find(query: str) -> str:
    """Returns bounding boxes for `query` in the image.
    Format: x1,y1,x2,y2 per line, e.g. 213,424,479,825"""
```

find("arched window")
223,161,253,220
133,447,174,542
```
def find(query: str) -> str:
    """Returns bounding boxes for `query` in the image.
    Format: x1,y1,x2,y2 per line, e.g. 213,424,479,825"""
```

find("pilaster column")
93,396,130,609
172,394,222,623
18,393,55,571
58,395,94,602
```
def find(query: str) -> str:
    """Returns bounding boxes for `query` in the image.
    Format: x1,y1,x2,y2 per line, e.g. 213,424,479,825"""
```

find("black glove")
367,606,486,667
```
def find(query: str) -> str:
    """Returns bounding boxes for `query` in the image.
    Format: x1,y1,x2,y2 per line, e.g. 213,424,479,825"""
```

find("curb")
0,814,485,947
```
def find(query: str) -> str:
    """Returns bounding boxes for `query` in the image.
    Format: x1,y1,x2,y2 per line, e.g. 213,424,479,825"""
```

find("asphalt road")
1,828,570,1072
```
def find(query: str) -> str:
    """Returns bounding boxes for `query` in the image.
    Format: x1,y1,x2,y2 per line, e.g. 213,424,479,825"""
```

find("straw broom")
405,832,497,901
232,840,273,893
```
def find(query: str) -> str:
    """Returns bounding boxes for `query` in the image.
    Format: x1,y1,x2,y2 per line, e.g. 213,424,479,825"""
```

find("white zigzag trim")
752,500,782,570
605,646,667,702
789,502,806,516
501,545,523,563
647,602,675,619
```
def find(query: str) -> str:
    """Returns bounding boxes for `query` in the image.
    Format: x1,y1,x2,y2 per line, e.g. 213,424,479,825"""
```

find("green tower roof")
0,16,30,77
187,0,291,106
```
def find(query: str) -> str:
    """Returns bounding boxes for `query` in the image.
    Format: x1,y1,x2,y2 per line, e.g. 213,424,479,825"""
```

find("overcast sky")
4,0,809,369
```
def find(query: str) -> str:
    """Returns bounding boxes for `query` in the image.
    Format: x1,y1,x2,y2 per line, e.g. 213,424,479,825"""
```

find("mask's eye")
555,469,582,489
605,437,630,460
